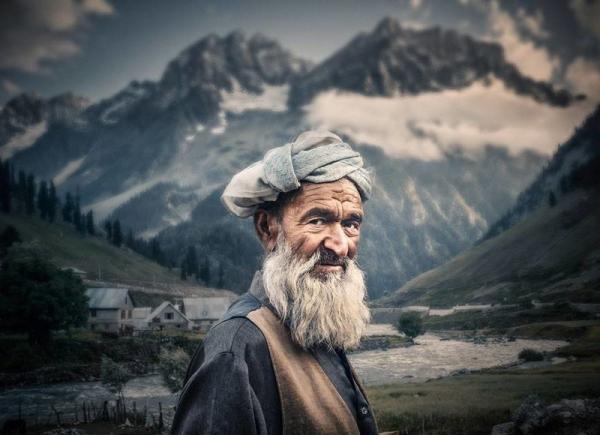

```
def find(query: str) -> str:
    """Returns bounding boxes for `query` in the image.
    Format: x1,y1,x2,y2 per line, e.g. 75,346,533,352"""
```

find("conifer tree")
16,170,26,213
104,221,112,241
180,260,187,280
37,181,49,219
112,219,122,247
0,160,11,213
86,210,95,235
200,257,210,286
73,194,83,233
62,192,74,222
25,174,36,215
47,182,57,223
126,229,135,248
217,263,224,288
185,246,199,280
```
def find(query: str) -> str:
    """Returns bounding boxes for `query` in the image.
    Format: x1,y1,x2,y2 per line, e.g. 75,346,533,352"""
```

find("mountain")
288,17,580,108
0,92,90,160
484,105,600,239
379,106,600,307
3,18,585,297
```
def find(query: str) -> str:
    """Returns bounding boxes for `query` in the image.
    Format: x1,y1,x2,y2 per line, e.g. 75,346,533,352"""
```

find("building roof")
183,297,231,320
85,288,130,309
146,301,190,323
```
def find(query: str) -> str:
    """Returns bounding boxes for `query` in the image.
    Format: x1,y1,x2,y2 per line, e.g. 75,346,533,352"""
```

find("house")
128,307,153,331
86,287,134,333
145,301,190,331
182,297,232,332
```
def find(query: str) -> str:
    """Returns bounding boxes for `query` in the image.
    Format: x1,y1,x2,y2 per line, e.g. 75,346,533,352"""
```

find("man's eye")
309,218,325,225
343,220,361,232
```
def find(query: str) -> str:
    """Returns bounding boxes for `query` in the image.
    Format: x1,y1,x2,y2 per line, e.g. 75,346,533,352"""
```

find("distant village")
67,264,233,335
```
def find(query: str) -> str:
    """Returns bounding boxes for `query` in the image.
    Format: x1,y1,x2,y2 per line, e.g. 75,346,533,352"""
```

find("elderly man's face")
277,178,363,274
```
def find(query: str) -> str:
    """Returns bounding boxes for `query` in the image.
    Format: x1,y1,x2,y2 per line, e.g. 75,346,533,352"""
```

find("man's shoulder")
202,292,267,357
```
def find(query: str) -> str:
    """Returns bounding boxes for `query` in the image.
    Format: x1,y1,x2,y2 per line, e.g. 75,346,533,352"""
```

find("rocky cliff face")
289,17,580,108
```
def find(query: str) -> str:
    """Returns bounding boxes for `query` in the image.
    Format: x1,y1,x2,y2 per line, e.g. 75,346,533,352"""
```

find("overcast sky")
0,0,599,106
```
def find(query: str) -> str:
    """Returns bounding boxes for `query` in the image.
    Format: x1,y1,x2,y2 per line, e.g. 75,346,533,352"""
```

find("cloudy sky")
0,0,599,106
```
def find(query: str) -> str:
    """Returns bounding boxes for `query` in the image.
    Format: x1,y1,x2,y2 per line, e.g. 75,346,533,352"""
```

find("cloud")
516,8,549,40
565,57,600,101
0,0,114,73
487,1,559,82
570,0,600,40
305,79,594,161
1,78,22,95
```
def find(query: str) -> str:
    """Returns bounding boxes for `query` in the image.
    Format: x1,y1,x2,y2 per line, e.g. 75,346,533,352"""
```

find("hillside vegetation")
380,190,600,307
0,213,180,285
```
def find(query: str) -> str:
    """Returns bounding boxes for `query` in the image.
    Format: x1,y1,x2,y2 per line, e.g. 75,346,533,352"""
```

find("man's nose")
322,224,349,258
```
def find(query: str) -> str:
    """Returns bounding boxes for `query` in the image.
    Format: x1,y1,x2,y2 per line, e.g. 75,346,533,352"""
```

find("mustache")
315,247,349,268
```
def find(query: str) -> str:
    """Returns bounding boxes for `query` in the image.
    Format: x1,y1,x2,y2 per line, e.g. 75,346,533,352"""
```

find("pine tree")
62,192,74,222
0,160,11,213
217,263,224,288
47,181,57,223
180,260,187,280
16,170,26,213
126,229,135,248
86,210,95,235
25,174,35,215
37,181,49,219
112,219,122,247
104,221,112,241
185,246,199,280
200,257,211,286
151,238,165,265
73,194,83,233
548,191,557,207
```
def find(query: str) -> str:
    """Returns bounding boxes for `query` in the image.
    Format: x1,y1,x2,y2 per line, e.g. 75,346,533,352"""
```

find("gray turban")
221,130,372,217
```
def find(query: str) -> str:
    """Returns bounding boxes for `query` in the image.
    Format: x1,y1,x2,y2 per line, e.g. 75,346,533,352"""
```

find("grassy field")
367,357,600,434
422,305,595,333
0,213,179,283
367,325,600,434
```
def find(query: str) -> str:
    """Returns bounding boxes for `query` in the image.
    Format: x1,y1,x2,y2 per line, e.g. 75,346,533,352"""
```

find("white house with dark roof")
145,301,190,331
85,287,134,333
182,297,232,332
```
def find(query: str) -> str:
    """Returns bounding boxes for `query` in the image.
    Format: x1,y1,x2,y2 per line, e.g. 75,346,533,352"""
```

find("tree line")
0,159,96,235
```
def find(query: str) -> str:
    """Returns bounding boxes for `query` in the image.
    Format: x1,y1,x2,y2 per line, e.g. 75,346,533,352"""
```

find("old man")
171,131,378,435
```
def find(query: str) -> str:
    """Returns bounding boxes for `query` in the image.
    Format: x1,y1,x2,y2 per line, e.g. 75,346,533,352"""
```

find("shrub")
101,355,133,399
518,348,544,362
396,312,424,339
158,346,191,393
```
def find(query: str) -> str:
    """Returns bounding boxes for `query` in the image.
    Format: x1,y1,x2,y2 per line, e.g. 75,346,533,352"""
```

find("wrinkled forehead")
283,178,363,216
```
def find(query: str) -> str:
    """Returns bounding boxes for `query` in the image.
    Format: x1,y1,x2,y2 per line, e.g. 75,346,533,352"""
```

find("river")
0,331,567,425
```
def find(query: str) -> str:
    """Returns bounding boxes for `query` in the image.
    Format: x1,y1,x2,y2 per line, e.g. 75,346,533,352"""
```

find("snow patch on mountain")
87,177,164,220
0,121,47,159
53,157,85,186
305,79,594,160
221,81,289,113
211,111,227,135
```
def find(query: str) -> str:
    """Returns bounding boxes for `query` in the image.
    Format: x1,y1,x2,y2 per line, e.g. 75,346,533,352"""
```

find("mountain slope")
0,213,188,293
289,17,579,108
380,107,600,307
484,105,600,240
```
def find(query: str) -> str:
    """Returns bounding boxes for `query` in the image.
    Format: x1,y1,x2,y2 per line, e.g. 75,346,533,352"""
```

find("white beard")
262,236,370,350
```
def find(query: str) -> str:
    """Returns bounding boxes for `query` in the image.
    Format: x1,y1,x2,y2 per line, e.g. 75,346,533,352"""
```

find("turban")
221,130,372,217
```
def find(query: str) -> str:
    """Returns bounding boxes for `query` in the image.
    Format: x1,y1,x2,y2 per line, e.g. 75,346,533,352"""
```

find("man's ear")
253,210,279,252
